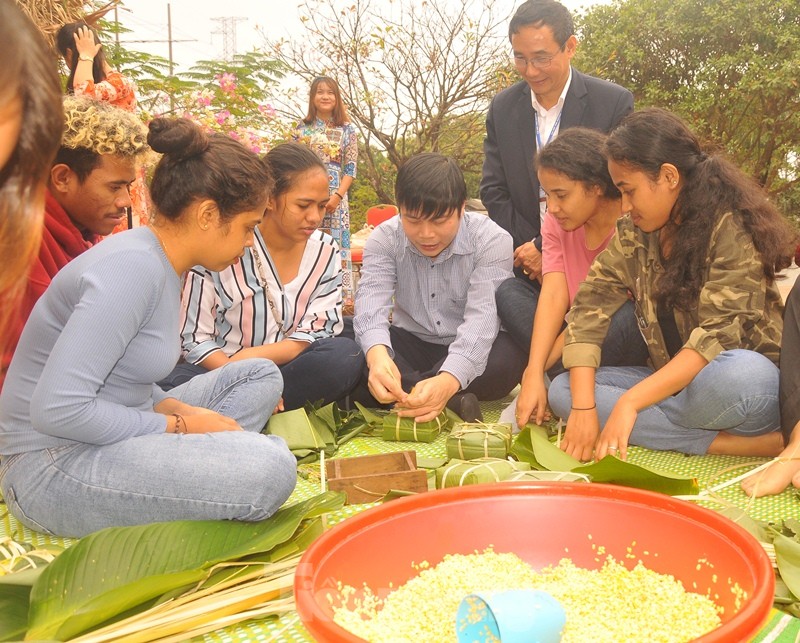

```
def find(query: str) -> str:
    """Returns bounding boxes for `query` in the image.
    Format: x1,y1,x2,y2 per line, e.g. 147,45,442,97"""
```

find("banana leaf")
446,423,512,460
0,584,29,642
511,427,698,496
382,410,450,442
436,458,531,488
511,426,582,471
505,470,591,483
266,407,326,453
25,491,344,641
266,403,370,463
572,457,699,495
775,532,800,602
354,401,385,426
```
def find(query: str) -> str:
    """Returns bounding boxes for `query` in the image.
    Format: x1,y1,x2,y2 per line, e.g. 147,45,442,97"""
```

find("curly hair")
0,1,64,350
605,108,795,311
54,96,150,182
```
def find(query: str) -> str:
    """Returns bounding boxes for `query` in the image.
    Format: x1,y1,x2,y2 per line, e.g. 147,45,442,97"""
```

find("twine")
450,423,512,458
441,459,510,487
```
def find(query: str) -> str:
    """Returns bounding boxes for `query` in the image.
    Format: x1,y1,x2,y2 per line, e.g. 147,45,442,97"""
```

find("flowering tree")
173,51,292,153
266,0,508,202
108,44,292,154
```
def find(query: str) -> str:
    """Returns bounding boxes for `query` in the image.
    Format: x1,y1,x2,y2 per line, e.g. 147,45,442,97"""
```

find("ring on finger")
608,446,618,451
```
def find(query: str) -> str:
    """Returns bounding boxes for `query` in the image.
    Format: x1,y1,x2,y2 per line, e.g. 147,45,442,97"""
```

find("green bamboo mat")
2,395,799,641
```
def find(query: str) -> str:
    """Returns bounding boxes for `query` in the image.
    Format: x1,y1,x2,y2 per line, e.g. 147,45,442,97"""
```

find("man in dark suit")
481,0,633,353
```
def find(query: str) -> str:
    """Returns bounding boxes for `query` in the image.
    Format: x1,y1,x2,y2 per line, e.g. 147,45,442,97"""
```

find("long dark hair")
148,118,273,223
302,76,349,127
0,2,64,347
605,108,794,310
56,22,109,92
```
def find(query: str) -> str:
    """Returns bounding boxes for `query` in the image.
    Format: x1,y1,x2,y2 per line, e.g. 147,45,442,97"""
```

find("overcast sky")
114,0,601,72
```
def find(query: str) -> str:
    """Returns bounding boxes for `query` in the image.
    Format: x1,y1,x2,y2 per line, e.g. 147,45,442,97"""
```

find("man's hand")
366,345,407,404
513,242,543,281
394,373,461,422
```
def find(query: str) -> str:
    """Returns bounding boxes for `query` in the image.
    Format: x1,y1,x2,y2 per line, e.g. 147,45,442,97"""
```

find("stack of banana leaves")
264,401,373,464
0,491,344,642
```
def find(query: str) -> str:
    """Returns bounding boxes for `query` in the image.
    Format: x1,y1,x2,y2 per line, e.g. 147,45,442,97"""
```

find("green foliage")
22,492,344,640
511,426,699,495
267,0,507,200
0,585,29,642
575,0,800,219
97,17,291,153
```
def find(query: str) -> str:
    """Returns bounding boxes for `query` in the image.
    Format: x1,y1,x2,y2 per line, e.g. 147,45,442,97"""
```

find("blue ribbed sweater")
0,227,181,455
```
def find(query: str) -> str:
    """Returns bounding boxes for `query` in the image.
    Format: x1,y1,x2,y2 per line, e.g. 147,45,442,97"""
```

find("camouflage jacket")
562,211,783,370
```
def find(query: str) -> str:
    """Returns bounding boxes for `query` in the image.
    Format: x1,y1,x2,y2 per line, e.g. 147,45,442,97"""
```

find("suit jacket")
480,68,634,250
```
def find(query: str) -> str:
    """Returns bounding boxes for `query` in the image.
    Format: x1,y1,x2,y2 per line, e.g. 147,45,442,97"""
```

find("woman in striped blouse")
165,142,364,410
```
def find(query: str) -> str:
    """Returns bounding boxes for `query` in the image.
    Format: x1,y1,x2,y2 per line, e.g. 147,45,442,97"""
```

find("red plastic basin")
295,482,774,642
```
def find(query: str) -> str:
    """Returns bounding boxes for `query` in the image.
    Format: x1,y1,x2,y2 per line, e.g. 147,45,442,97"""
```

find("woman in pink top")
514,128,647,428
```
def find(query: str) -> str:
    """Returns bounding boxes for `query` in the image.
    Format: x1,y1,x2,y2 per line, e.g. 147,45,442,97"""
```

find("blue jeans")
548,349,780,455
495,276,649,373
159,337,364,410
0,359,297,537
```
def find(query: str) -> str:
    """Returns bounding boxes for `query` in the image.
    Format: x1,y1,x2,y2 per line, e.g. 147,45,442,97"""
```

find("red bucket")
295,482,774,642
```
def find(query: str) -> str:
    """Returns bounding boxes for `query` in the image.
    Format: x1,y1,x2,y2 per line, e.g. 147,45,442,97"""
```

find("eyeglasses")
511,48,563,70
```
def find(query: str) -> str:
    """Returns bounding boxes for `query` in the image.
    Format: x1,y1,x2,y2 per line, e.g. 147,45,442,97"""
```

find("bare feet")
707,430,784,458
741,459,800,498
740,423,800,498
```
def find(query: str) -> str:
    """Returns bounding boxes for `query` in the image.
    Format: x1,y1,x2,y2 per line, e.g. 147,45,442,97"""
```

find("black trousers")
781,280,800,440
344,320,526,407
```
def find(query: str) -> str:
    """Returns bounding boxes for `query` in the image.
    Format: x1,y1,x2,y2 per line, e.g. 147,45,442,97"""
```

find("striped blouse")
180,227,343,365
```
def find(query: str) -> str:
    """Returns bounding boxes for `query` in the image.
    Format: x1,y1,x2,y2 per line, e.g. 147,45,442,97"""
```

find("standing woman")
0,0,63,351
169,142,364,409
293,76,358,309
549,108,792,462
0,118,296,538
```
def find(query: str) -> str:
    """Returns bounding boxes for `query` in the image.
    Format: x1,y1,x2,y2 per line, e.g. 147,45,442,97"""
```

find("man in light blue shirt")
353,153,526,422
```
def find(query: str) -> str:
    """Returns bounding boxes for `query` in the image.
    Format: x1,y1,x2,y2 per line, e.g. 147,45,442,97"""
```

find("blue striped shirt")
180,228,343,365
354,212,513,387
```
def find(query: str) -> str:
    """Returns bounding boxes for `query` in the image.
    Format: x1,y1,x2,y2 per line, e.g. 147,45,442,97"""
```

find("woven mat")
2,395,799,642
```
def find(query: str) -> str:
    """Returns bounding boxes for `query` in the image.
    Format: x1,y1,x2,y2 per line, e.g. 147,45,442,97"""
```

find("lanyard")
535,109,563,205
534,109,563,150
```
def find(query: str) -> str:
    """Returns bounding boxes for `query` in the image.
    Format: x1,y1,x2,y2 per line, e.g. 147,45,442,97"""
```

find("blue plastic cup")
455,589,565,643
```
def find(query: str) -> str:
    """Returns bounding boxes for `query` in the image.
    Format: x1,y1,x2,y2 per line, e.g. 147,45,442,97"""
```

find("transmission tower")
211,16,247,61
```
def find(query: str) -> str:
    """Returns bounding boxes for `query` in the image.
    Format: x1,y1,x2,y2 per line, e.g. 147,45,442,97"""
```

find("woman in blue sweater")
0,118,296,537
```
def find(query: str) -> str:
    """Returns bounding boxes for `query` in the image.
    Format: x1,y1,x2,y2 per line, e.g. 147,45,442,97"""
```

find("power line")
211,16,247,61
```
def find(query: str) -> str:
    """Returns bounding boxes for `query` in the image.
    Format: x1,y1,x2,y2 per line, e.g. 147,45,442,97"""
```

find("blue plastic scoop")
456,589,565,643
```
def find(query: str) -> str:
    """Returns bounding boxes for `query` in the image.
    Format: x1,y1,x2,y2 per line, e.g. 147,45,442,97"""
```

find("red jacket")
1,190,98,390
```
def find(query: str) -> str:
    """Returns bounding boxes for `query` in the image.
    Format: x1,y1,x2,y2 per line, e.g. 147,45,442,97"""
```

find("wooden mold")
325,451,428,504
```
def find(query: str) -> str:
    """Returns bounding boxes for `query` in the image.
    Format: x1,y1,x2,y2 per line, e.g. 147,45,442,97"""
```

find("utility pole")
120,3,195,114
211,16,247,61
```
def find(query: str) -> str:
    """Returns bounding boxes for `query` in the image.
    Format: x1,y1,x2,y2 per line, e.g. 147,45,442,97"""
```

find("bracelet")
78,54,95,62
173,413,188,434
571,404,596,411
334,192,344,199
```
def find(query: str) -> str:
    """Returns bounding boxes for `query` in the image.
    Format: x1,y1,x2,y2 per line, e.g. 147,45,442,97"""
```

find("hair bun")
147,118,209,160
